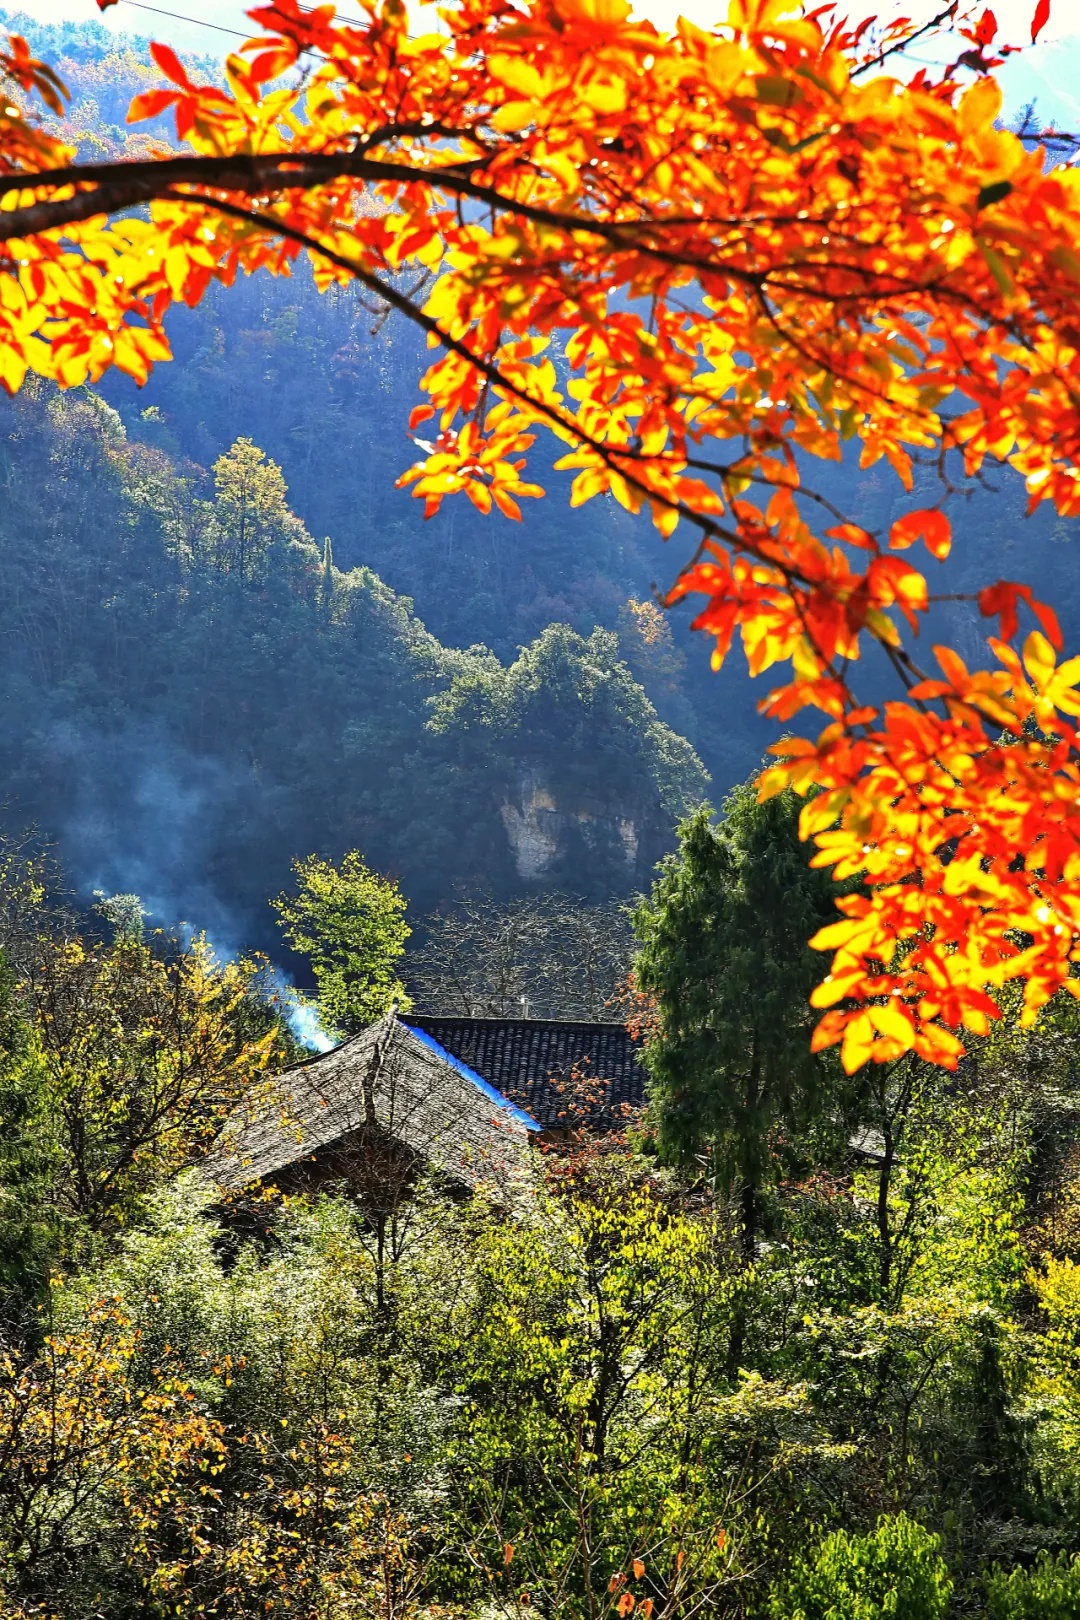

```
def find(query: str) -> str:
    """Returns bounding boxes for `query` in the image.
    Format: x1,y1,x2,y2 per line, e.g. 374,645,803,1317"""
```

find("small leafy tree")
18,933,279,1239
444,1151,759,1620
0,1296,226,1613
633,783,838,1257
272,850,410,1036
986,1551,1080,1620
209,436,294,581
768,1514,953,1620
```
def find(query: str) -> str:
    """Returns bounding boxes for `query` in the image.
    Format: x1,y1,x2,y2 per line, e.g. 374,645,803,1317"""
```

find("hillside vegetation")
0,380,706,951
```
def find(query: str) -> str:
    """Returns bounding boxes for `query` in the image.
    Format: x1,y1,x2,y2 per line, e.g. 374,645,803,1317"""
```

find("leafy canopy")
768,1513,953,1620
272,850,410,1034
2,0,1078,1067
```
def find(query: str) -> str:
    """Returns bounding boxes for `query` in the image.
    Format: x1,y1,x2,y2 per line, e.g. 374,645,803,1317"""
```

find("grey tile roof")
405,1016,646,1130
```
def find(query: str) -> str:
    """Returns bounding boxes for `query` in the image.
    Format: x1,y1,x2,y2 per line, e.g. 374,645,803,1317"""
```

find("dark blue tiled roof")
404,1023,542,1132
407,1016,646,1130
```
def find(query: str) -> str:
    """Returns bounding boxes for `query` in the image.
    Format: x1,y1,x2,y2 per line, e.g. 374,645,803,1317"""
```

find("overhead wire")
118,2,251,38
113,0,388,42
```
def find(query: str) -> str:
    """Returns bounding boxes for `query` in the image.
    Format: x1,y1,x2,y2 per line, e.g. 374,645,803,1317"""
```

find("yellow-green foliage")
768,1514,952,1620
271,850,410,1036
986,1551,1080,1620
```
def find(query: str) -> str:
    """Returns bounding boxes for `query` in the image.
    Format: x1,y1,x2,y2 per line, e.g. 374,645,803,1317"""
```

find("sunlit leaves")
2,0,1080,1068
889,510,952,561
0,1298,227,1582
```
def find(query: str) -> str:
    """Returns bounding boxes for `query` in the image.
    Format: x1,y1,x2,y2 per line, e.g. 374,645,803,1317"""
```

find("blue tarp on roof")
401,1022,541,1133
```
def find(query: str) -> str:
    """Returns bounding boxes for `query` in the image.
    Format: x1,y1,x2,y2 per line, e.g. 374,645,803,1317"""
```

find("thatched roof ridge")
206,1014,536,1197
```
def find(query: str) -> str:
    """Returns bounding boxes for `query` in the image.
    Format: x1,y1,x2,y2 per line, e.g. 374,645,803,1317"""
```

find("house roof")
206,1014,536,1197
205,1015,647,1200
405,1016,646,1130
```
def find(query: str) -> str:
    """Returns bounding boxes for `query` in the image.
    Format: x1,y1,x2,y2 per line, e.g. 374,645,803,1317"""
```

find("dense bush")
768,1515,953,1620
985,1552,1080,1620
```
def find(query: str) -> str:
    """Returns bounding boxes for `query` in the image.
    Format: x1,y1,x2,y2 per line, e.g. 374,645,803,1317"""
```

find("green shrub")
985,1551,1080,1619
768,1512,952,1620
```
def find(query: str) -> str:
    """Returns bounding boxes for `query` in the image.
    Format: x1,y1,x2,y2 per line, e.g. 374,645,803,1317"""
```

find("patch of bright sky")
12,0,1080,128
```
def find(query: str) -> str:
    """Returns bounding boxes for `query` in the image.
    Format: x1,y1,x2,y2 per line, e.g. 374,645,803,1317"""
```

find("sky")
8,0,1080,126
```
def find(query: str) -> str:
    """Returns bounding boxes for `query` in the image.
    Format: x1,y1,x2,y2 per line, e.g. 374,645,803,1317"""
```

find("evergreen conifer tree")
321,537,334,611
633,781,838,1258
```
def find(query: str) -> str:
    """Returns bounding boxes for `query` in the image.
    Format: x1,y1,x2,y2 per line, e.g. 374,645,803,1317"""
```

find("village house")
208,1011,646,1204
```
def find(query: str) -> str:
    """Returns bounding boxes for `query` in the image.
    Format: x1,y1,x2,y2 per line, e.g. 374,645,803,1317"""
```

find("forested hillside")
0,379,707,954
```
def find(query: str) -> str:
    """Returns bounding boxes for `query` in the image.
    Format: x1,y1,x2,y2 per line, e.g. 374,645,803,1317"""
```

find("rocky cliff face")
500,773,643,882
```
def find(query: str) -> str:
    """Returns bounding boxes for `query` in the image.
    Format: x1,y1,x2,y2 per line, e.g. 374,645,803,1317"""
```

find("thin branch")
849,4,958,79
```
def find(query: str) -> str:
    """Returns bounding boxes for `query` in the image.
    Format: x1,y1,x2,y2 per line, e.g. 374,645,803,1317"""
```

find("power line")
119,1,250,39
114,0,383,43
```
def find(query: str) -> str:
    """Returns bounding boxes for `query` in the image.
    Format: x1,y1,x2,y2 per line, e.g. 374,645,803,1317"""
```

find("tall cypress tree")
321,536,335,611
633,780,839,1259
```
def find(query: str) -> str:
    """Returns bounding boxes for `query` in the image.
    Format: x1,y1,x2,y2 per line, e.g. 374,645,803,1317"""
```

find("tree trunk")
728,1037,761,1375
739,1178,757,1266
877,1120,894,1302
740,1032,761,1265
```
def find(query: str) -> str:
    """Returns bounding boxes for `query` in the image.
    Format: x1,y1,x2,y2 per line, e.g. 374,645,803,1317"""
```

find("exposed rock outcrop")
500,772,643,881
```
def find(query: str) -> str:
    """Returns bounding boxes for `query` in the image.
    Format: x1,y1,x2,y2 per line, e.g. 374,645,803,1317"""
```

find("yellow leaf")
487,53,548,99
581,73,628,115
538,147,580,193
650,499,678,537
868,1001,915,1049
490,101,537,133
810,915,874,952
1023,629,1056,687
958,76,1002,138
841,1011,875,1074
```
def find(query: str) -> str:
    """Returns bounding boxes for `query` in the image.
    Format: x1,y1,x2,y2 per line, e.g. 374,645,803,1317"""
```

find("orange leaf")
888,509,951,560
826,522,877,550
979,581,1063,647
1032,598,1064,649
248,48,296,82
492,487,523,521
975,8,997,44
149,41,193,90
127,89,179,123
